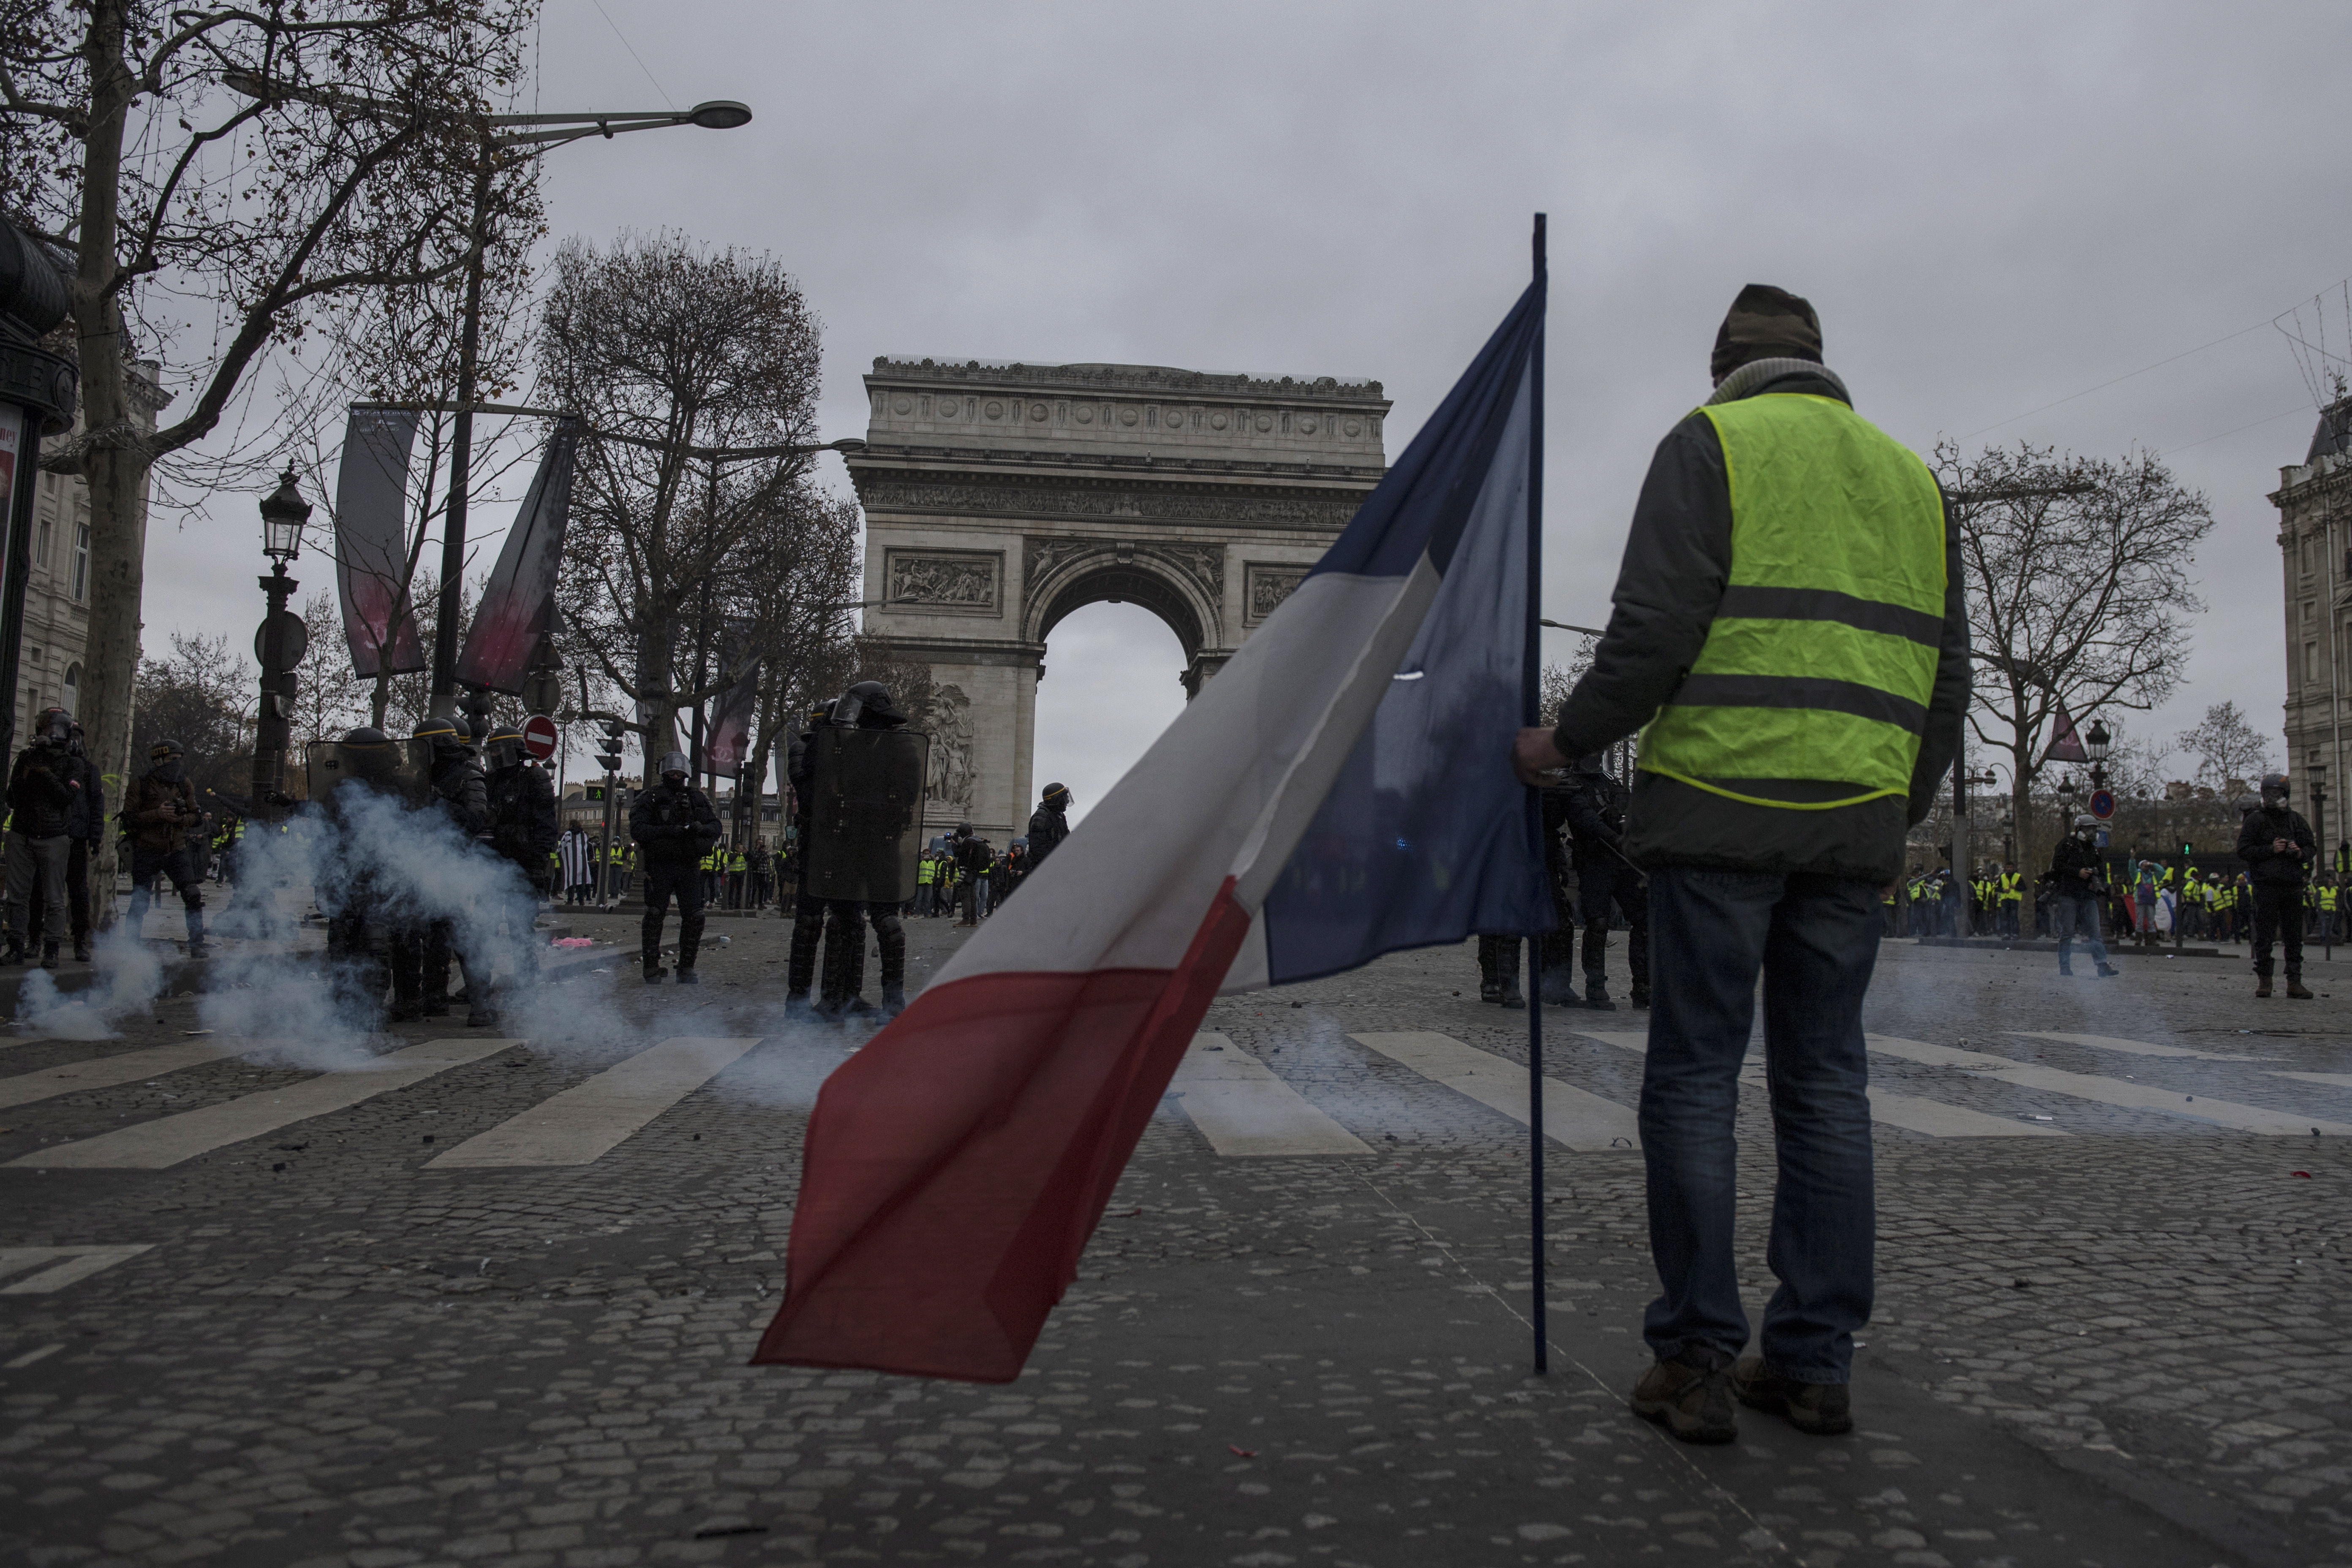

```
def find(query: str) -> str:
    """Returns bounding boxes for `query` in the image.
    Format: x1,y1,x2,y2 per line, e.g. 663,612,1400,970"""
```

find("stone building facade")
2270,397,2352,835
14,359,163,740
847,359,1389,841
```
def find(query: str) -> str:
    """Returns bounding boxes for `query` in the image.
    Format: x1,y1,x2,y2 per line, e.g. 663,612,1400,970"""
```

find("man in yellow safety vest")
1514,284,1968,1445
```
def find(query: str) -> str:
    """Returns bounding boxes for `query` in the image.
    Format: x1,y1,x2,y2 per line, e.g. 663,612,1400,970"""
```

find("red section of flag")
2044,705,2090,764
754,877,1255,1382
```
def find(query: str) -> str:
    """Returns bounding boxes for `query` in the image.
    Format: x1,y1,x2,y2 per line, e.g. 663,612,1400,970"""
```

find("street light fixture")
251,469,313,820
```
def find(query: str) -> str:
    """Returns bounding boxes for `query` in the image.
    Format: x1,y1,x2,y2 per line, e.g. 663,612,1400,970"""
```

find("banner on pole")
455,417,580,695
2044,704,2090,764
333,407,426,678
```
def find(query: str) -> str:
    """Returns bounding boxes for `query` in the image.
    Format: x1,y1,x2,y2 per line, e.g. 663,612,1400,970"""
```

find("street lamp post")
252,470,312,820
2311,766,2331,961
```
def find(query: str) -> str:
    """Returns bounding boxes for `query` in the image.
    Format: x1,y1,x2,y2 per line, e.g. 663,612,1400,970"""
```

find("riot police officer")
1564,752,1650,1009
407,715,491,1021
789,681,926,1018
315,726,412,1017
484,722,560,984
630,750,721,983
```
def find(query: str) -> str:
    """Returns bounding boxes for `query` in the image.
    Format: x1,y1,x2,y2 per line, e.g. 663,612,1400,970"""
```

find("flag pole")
1525,211,1549,1377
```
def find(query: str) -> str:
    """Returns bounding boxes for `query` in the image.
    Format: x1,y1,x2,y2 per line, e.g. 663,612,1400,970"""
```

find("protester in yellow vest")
1514,283,1968,1442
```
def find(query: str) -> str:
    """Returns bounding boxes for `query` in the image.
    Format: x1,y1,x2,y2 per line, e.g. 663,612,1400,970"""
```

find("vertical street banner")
705,664,760,773
333,407,426,678
2044,704,2090,764
455,416,580,695
755,276,1549,1383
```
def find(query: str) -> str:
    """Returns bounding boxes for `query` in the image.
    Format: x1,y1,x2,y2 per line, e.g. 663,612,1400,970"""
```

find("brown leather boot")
2287,977,2314,999
2256,974,2273,998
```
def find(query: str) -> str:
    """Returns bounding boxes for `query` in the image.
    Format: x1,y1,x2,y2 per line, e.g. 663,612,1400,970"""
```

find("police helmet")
830,680,907,730
2072,813,2097,830
2261,772,2291,802
414,715,464,748
658,751,690,781
485,724,527,769
1042,781,1070,806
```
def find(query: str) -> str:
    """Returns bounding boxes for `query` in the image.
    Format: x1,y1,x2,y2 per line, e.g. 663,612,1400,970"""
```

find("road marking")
427,1037,761,1168
1350,1031,1639,1152
2012,1031,2275,1062
1867,1035,2352,1136
0,1040,267,1110
1169,1034,1371,1157
1574,1029,2059,1138
9,1038,515,1169
0,1244,154,1295
3,1343,63,1367
2271,1072,2352,1092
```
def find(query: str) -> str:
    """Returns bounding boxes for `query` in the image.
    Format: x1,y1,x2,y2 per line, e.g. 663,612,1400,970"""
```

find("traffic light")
596,718,624,774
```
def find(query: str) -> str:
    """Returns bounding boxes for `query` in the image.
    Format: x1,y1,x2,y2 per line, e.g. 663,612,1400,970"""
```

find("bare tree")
292,590,369,748
1,0,541,902
2176,700,2275,789
539,232,824,774
1938,440,2213,910
131,631,252,809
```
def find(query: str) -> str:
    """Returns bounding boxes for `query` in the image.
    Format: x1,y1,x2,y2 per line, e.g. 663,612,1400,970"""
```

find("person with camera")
2046,813,2121,978
125,736,211,960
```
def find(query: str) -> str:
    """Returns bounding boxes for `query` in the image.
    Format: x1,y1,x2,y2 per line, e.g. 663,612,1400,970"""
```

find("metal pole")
1524,212,1548,1377
250,561,297,819
429,144,493,714
0,406,41,768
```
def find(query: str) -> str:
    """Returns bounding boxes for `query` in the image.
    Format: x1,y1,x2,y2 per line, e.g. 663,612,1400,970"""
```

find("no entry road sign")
522,713,559,762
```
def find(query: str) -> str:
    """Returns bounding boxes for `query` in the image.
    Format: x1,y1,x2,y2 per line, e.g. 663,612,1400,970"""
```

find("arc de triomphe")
846,359,1390,840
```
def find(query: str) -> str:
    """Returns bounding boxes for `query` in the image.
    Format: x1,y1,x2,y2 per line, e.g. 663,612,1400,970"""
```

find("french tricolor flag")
756,273,1552,1383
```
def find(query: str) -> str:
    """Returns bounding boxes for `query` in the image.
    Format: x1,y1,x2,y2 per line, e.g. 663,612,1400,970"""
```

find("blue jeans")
1639,867,1878,1383
2050,893,2110,973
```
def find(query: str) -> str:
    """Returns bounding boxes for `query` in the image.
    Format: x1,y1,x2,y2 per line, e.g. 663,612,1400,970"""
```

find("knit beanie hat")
1710,284,1823,382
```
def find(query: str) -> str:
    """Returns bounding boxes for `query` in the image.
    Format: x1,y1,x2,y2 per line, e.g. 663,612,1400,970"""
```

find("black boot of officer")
1475,934,1525,1008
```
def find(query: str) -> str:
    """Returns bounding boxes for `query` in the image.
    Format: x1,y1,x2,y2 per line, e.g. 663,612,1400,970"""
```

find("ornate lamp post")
251,470,311,819
2084,718,2111,794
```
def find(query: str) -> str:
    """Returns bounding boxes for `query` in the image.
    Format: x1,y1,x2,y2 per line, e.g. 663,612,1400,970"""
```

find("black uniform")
1026,799,1070,867
487,761,561,894
1564,765,1649,1004
630,776,721,976
784,714,912,1015
2238,800,2317,983
401,746,489,1014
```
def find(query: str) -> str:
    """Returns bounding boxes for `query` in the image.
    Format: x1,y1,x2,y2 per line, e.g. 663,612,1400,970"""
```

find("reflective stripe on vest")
1637,394,1946,809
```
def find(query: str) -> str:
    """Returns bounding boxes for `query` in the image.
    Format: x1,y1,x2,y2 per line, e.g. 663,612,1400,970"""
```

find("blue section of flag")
1310,280,1546,581
1261,284,1551,985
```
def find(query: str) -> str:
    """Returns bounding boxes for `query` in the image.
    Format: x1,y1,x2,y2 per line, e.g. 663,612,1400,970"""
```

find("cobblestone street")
3,917,2346,1567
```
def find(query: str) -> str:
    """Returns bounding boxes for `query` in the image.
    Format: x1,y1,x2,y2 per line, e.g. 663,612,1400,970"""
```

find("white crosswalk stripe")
2269,1072,2352,1092
0,1039,274,1111
1169,1035,1372,1157
1349,1031,1640,1152
0,1245,154,1295
428,1038,761,1168
1866,1034,2352,1136
2011,1031,2276,1062
10,1038,515,1169
1573,1029,2061,1138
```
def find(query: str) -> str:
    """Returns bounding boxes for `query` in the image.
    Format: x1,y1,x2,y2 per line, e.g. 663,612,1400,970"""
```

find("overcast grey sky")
145,1,2352,813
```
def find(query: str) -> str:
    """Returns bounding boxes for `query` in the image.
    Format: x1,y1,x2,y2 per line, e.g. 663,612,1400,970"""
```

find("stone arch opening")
1035,562,1206,665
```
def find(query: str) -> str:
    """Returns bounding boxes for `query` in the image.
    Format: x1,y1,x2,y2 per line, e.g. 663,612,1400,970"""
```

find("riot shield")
801,726,931,902
305,737,434,810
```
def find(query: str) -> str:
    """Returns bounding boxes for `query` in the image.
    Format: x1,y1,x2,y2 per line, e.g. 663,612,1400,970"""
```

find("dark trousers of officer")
1579,860,1650,992
1537,862,1578,1002
128,843,206,947
641,860,705,972
2252,884,2305,979
819,899,906,1009
788,885,825,994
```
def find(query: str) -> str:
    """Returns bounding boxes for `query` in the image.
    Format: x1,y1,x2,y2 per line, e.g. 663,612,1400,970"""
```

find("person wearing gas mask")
2046,813,2121,978
1564,752,1650,1010
2237,772,2317,999
788,682,919,1017
125,737,210,960
403,715,492,1022
631,749,721,984
4,708,84,966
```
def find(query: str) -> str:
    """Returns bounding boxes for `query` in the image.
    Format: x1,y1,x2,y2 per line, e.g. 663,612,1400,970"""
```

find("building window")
34,515,49,571
71,522,88,602
61,662,77,717
2308,642,2321,684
